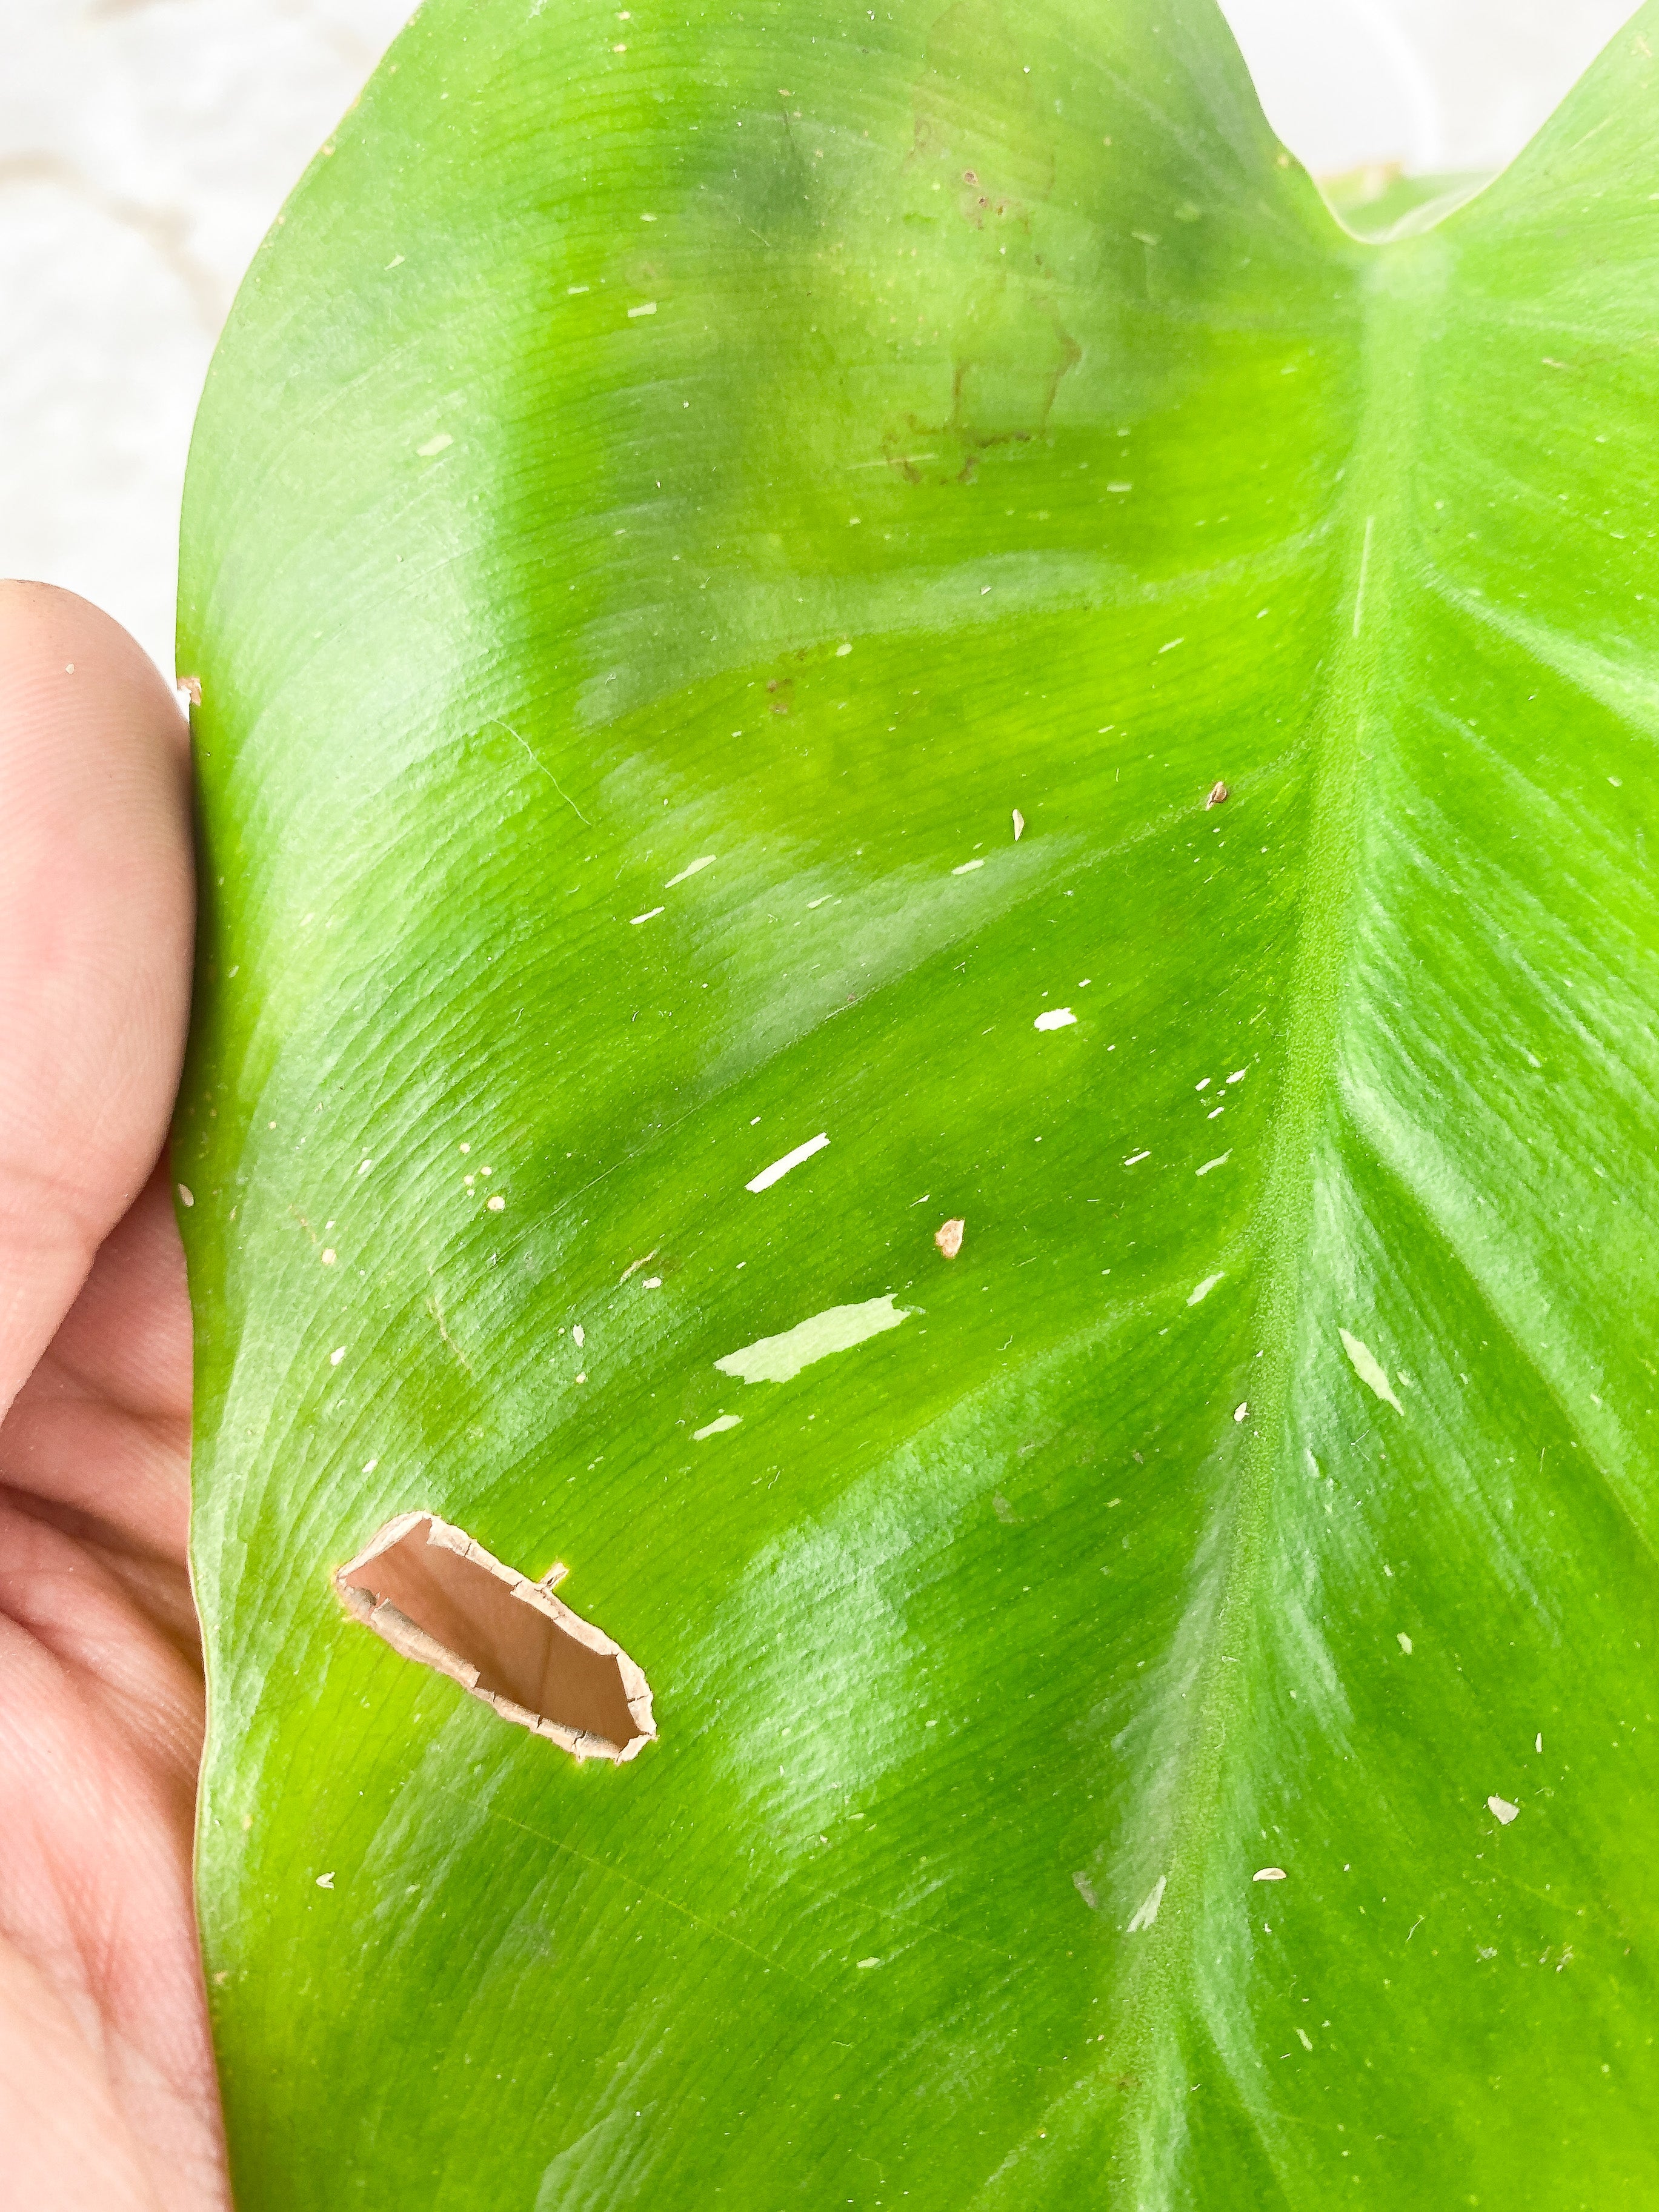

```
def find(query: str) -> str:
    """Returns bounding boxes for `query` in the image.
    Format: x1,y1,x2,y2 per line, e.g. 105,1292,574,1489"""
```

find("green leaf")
176,1,1659,2203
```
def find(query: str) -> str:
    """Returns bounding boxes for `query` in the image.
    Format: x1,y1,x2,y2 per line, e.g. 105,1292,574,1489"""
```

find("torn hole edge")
335,1509,657,1764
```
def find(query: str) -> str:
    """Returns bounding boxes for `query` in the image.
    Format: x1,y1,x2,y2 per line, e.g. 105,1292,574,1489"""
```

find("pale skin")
0,583,227,2207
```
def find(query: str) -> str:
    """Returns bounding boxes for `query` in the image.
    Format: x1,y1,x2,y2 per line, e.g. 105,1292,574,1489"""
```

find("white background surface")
0,0,1640,682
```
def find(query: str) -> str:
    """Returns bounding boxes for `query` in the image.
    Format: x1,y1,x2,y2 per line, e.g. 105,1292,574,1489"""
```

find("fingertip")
0,582,197,1410
0,580,189,751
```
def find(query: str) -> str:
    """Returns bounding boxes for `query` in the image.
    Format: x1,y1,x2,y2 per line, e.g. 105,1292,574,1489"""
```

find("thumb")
0,583,194,1420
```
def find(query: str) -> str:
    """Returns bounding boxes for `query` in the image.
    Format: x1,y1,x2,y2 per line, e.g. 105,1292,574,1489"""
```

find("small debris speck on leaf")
935,1217,965,1259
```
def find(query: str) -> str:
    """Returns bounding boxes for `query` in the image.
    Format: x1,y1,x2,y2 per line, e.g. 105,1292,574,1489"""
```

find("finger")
0,1163,192,1567
0,584,193,1425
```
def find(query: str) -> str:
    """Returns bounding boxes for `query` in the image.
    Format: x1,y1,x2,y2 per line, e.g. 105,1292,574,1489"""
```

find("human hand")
0,583,226,2209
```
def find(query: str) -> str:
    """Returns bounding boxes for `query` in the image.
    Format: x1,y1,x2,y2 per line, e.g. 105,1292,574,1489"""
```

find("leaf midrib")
1103,225,1452,2187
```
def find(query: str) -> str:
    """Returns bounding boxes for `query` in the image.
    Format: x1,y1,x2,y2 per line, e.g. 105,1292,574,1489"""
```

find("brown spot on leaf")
337,1512,655,1763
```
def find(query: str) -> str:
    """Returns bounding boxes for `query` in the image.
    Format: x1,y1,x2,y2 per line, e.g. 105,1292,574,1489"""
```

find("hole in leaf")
336,1512,655,1762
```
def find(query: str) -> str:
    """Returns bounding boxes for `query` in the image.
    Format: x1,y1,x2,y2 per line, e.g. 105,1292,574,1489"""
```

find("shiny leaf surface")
178,2,1659,2203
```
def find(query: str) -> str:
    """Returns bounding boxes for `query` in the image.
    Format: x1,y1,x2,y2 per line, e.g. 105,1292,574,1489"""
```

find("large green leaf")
176,1,1659,2203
